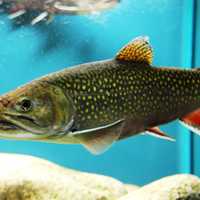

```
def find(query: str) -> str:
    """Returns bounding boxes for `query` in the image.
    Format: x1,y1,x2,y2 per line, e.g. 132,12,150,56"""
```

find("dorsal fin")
116,36,153,64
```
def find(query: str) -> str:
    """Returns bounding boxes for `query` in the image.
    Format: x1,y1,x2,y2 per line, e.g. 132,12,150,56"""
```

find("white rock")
0,154,199,200
0,153,127,200
124,184,140,193
120,174,200,200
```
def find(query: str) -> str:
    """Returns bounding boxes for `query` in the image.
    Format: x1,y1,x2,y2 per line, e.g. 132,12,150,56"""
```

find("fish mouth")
0,120,21,131
0,113,73,141
0,113,50,139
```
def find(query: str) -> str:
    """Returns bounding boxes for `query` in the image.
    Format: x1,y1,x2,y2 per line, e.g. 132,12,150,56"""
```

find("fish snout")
0,97,10,112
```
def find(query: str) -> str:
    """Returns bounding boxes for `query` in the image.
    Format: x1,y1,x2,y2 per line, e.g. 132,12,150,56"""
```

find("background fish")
2,0,120,25
0,36,199,155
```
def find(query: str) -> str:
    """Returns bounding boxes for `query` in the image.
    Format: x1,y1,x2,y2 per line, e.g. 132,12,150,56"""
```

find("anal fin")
180,108,200,135
146,127,175,142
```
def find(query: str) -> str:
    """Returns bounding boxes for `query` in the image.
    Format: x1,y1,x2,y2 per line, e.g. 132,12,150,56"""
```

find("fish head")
0,82,74,140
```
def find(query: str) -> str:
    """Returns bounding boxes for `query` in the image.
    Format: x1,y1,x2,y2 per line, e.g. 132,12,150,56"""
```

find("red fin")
146,127,175,141
181,108,200,125
180,108,200,135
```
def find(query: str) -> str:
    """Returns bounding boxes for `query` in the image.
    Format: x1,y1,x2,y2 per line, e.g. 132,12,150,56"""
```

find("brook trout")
0,36,199,154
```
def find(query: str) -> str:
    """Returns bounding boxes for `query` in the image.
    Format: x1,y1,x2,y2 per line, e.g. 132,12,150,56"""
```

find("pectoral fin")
146,127,175,141
180,108,200,135
73,120,124,155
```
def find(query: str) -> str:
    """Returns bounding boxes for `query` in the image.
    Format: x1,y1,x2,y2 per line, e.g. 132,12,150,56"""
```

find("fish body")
42,60,200,138
0,36,199,154
2,0,120,24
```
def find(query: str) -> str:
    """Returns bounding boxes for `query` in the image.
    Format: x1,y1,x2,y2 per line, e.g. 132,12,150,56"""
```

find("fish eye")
16,98,33,112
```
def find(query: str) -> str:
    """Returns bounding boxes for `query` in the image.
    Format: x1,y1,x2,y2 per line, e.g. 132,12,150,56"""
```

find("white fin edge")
145,131,175,142
9,9,26,19
68,119,124,136
133,36,150,43
31,12,48,25
179,120,200,136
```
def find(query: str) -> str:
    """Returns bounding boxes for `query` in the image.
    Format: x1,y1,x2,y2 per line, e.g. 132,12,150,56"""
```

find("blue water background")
0,0,196,185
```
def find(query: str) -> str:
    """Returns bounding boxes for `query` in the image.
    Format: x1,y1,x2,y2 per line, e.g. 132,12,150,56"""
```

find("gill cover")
45,84,74,134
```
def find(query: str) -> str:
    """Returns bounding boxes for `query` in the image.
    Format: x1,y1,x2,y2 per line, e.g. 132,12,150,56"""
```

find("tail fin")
54,0,119,14
180,108,200,135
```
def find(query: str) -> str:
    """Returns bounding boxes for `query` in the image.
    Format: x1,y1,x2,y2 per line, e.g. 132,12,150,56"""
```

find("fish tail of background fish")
2,0,120,24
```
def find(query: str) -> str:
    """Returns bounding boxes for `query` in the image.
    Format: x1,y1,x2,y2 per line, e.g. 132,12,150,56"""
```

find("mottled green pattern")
120,175,200,200
178,194,200,200
0,154,127,200
43,60,200,134
1,154,200,200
